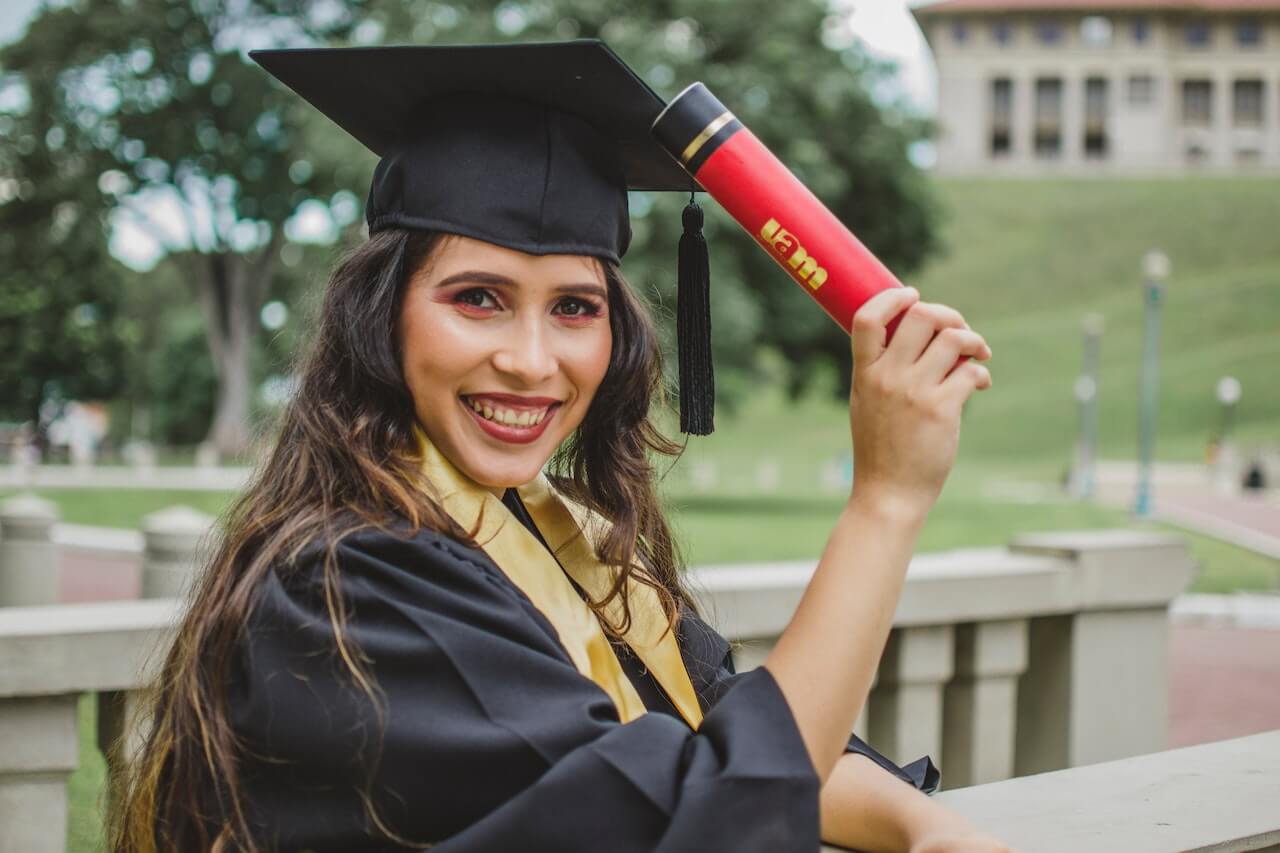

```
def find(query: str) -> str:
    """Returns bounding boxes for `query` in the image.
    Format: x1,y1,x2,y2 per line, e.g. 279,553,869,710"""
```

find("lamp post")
1070,313,1104,500
1133,250,1169,518
1213,376,1242,495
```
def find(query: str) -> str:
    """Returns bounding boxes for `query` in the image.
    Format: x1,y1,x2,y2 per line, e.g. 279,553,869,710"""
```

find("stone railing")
825,730,1280,852
0,491,1203,852
695,529,1197,784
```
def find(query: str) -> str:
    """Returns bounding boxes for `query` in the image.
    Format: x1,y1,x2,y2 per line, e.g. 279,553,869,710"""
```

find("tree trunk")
193,236,279,459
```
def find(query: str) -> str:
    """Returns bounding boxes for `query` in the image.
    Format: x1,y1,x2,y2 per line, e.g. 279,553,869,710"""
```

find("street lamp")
1133,250,1169,518
1070,313,1104,500
1216,376,1242,442
1213,376,1242,495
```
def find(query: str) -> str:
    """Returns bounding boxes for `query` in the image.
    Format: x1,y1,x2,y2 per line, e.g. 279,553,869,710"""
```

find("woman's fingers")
850,286,921,369
883,301,970,369
939,359,994,411
915,326,992,385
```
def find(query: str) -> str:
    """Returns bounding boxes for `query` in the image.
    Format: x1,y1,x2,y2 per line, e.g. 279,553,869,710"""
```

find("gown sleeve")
677,607,941,795
227,525,820,852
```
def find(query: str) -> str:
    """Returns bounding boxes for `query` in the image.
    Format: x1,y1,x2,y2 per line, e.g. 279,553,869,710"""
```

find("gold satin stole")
415,431,703,729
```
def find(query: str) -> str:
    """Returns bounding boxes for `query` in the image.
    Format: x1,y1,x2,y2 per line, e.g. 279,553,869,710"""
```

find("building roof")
913,0,1280,14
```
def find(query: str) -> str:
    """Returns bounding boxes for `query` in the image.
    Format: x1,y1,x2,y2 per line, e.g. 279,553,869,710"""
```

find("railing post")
942,619,1029,788
140,506,214,599
1009,531,1194,774
0,694,80,853
0,493,61,606
868,625,955,769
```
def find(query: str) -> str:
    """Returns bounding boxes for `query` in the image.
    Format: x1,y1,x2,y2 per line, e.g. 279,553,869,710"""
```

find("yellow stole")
415,431,703,729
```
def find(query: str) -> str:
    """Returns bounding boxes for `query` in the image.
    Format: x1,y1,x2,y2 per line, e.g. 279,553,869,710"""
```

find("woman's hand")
847,286,993,522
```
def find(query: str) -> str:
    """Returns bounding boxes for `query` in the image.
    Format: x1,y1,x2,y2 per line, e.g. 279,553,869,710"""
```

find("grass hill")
684,176,1280,485
915,177,1280,462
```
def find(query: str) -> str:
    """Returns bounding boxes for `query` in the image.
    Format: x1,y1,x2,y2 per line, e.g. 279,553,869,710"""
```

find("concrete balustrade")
0,600,176,853
942,619,1028,788
697,529,1197,788
823,730,1280,853
140,505,215,599
868,625,954,768
0,528,1202,849
0,493,61,606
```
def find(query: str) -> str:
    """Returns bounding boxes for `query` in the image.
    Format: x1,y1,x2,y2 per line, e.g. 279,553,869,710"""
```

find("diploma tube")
653,82,908,337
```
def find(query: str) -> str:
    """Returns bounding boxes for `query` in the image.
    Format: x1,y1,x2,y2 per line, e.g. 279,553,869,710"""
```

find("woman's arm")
763,287,994,784
821,753,1010,853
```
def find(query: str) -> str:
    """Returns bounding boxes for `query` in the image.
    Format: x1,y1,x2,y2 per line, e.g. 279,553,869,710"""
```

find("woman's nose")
491,317,559,386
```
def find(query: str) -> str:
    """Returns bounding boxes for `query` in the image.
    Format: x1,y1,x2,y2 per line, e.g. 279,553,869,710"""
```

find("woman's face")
399,235,613,489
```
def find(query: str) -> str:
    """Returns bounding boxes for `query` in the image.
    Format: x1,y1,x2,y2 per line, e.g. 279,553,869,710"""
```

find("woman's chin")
460,453,547,491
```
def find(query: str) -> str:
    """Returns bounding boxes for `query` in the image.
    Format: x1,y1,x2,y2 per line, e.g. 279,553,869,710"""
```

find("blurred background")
0,1,1278,847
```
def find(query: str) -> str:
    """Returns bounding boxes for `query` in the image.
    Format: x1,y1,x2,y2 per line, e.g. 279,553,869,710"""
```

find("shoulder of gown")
227,523,820,852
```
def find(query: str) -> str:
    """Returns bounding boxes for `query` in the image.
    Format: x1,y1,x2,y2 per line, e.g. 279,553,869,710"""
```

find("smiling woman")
106,39,1003,853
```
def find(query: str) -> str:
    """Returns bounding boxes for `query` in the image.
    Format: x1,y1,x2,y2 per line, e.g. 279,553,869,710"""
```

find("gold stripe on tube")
680,110,736,165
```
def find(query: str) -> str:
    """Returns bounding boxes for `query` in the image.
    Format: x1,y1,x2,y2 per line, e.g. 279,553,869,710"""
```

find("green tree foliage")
0,68,131,425
1,0,937,450
0,0,368,455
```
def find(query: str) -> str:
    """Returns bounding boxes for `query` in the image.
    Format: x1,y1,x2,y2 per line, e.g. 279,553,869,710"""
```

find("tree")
0,67,131,426
0,0,367,456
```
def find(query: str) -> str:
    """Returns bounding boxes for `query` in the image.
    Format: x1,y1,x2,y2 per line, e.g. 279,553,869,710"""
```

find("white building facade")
912,0,1280,174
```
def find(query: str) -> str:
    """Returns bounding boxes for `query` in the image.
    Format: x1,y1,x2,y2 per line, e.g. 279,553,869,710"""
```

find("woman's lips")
459,395,561,445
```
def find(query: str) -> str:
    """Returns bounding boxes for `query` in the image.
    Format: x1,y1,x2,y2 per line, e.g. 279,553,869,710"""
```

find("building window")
1084,77,1109,157
1128,74,1155,106
1181,79,1212,126
1034,77,1063,157
1035,19,1064,45
1236,17,1262,47
992,18,1013,45
1081,16,1113,47
1233,79,1264,126
1132,16,1150,44
1184,19,1211,48
952,19,969,44
990,77,1013,156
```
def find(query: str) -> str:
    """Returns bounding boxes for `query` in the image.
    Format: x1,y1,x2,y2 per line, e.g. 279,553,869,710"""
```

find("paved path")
1156,491,1280,560
1168,624,1280,748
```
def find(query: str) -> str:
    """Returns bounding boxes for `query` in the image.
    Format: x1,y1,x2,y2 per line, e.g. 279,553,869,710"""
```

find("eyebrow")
434,270,608,300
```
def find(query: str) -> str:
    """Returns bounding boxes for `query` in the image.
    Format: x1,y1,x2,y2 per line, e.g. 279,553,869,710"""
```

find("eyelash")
453,288,603,319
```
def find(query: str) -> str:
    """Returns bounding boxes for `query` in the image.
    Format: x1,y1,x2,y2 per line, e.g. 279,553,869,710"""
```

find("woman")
112,42,1008,852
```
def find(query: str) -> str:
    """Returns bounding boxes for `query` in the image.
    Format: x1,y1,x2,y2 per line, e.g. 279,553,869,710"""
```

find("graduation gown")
224,438,938,851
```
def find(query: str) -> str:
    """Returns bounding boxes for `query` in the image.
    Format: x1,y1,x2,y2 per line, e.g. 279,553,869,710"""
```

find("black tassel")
677,194,714,435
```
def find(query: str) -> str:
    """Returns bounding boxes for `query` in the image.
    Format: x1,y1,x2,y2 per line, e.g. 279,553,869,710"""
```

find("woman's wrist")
846,481,931,533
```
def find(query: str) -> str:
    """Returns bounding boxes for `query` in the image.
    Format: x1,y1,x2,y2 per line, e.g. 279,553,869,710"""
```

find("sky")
0,0,938,269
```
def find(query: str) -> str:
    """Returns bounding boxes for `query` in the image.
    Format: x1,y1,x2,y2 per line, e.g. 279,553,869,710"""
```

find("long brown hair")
110,228,696,852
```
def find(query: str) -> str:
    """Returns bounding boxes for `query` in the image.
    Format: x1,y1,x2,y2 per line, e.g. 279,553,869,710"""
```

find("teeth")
466,397,552,429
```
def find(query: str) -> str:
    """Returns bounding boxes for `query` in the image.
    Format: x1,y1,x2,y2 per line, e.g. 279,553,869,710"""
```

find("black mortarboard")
250,40,714,434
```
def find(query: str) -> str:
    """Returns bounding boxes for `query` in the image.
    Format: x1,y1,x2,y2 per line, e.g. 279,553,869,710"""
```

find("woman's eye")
554,298,601,318
455,288,498,310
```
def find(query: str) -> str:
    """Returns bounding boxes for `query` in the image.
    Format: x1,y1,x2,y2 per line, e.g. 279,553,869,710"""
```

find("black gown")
224,497,938,852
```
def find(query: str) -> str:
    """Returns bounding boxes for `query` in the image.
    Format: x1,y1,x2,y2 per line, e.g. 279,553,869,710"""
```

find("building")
911,0,1280,174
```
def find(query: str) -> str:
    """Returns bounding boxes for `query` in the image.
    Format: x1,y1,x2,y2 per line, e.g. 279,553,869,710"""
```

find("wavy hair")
110,228,696,851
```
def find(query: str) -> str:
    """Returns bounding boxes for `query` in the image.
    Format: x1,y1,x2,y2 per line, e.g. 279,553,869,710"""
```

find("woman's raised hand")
847,286,993,522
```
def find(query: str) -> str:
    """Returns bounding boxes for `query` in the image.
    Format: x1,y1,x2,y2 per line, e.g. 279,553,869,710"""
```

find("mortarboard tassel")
677,193,715,435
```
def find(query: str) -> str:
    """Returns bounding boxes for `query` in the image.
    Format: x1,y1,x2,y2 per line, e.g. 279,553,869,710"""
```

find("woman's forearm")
820,752,969,852
763,493,926,784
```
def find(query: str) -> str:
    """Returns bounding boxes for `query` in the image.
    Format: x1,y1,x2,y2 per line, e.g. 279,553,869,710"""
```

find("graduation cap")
249,40,715,435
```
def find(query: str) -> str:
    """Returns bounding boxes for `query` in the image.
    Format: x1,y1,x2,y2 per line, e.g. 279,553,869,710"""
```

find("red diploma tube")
653,82,911,339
